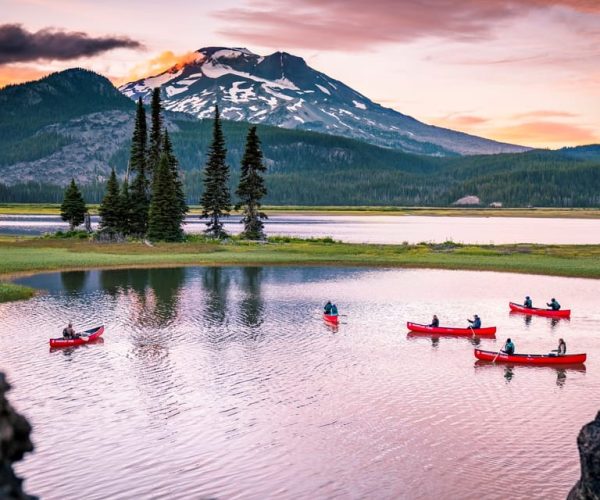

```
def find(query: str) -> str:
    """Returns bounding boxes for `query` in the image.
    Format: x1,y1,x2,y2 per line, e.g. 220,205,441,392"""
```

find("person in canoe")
429,315,440,327
551,338,567,356
524,296,533,308
330,304,339,316
502,338,515,355
467,314,481,329
324,301,333,315
547,298,561,311
62,322,79,339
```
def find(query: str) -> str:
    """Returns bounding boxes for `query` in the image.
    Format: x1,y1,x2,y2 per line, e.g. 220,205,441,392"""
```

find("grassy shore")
0,235,599,303
1,203,600,218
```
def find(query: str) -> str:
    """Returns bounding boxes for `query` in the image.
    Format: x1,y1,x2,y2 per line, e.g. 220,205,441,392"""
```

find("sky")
1,0,599,149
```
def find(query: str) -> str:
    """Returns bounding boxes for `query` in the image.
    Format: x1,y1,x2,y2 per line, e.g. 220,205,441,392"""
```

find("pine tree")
129,98,150,236
60,178,86,231
148,87,163,179
201,106,231,238
162,129,188,219
236,126,268,240
130,98,147,175
98,169,122,234
147,153,184,242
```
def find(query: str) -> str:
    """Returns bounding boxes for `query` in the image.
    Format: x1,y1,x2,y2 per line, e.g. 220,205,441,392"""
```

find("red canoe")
407,322,496,336
323,314,339,325
49,325,104,348
474,348,586,365
509,302,571,318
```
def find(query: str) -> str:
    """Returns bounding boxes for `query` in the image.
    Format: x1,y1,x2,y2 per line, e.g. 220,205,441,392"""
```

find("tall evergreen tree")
60,178,86,230
147,154,184,242
201,106,231,238
130,98,147,175
129,98,150,236
236,126,268,240
98,169,122,233
162,129,188,219
148,87,163,178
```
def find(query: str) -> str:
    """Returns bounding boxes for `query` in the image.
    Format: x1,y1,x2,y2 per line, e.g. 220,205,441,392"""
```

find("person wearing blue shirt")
467,314,481,329
324,301,333,314
524,296,533,308
547,298,561,311
503,338,515,355
330,304,338,316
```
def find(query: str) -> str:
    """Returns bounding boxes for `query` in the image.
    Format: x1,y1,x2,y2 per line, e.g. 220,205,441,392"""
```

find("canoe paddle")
492,347,503,363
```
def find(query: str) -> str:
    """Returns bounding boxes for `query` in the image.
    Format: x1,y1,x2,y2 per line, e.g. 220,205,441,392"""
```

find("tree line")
60,90,269,241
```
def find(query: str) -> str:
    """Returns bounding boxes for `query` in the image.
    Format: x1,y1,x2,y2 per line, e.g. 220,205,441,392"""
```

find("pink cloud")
214,0,600,50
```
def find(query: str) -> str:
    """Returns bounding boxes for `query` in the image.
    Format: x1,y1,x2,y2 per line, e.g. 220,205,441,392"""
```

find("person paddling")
467,314,481,329
551,338,567,356
547,298,561,311
330,304,339,316
429,315,439,328
524,296,533,308
502,338,515,355
62,322,78,339
324,301,333,315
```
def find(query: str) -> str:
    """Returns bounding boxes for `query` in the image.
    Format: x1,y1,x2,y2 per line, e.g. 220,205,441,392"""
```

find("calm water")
2,214,600,244
2,266,599,499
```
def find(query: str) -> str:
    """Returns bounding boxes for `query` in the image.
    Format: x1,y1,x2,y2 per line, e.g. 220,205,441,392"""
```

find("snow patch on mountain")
315,84,331,95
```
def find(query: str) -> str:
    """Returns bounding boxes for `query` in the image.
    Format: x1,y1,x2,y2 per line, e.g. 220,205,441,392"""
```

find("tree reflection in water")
60,271,88,295
239,267,265,331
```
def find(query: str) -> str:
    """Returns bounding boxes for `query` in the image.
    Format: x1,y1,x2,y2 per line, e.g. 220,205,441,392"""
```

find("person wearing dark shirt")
429,315,439,328
524,296,533,308
503,338,515,355
547,298,561,311
467,314,481,329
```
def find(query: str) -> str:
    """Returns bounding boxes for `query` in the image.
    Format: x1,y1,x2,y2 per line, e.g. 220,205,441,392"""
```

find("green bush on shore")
0,283,36,303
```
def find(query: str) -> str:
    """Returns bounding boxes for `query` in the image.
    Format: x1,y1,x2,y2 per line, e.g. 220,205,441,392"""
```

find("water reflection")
474,360,586,387
239,267,265,330
60,271,88,294
201,267,231,326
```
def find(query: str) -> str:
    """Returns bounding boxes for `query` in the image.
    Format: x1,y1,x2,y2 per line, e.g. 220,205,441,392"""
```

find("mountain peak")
119,46,528,156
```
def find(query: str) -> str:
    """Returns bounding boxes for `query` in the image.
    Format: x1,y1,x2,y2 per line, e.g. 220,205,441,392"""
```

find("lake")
2,214,600,244
2,266,599,499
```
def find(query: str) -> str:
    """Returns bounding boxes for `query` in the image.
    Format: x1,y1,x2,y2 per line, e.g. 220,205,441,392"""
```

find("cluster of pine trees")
201,106,268,240
59,94,270,240
97,89,188,241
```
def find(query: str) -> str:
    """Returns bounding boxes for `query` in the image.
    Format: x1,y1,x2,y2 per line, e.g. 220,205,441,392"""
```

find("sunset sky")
1,0,599,148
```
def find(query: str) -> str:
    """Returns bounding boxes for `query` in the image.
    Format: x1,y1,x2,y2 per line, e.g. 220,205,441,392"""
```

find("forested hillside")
2,118,598,206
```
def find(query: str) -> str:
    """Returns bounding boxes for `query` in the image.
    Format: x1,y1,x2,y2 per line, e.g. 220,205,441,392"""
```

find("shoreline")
1,204,600,219
1,236,599,304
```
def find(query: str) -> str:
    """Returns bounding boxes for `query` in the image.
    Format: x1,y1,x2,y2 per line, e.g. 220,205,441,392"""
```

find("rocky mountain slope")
120,47,528,156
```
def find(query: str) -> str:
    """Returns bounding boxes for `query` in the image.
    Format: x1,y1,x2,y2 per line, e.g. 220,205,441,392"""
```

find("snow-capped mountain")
119,47,528,156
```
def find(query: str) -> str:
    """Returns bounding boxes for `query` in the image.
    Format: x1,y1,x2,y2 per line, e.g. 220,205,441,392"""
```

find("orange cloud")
491,121,598,147
512,110,578,120
0,65,48,88
433,114,489,128
113,50,201,85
